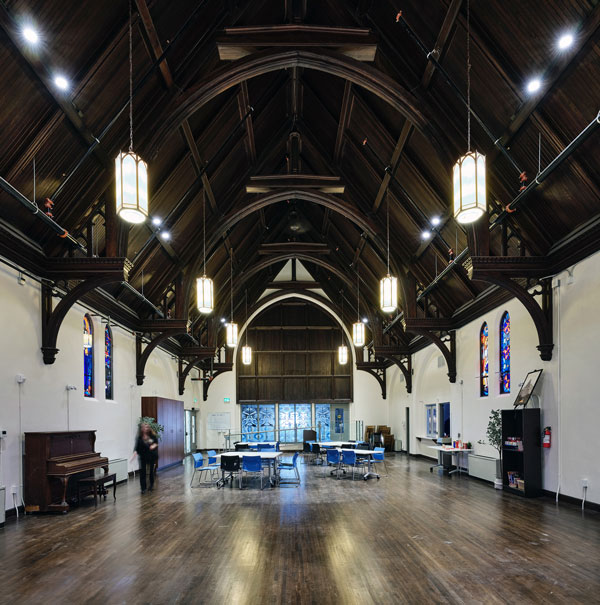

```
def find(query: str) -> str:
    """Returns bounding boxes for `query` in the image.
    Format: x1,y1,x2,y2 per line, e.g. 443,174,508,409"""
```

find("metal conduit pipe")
0,177,86,251
0,176,165,317
395,13,523,175
491,110,600,227
365,112,599,348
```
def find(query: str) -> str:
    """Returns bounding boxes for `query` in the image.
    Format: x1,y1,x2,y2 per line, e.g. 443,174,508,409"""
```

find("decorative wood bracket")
412,329,456,383
377,353,412,393
471,268,554,361
178,348,216,395
356,360,389,399
41,257,129,364
135,319,189,385
191,361,234,401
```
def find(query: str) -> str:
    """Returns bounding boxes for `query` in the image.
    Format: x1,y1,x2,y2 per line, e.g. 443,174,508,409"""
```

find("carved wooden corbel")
40,257,129,364
136,320,189,385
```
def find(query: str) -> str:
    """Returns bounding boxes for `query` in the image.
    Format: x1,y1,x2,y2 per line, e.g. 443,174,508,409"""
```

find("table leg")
93,483,98,507
113,478,117,500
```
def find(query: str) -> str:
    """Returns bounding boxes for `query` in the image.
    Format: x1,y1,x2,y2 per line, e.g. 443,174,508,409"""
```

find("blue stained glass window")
500,311,510,394
241,404,258,440
278,404,295,442
241,404,275,441
480,322,489,397
83,314,94,398
258,404,275,441
105,325,113,400
315,404,331,441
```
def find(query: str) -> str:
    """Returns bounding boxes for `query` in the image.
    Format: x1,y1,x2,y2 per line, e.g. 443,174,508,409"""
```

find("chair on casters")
241,455,264,489
219,455,241,488
324,448,342,478
372,447,388,476
277,452,300,486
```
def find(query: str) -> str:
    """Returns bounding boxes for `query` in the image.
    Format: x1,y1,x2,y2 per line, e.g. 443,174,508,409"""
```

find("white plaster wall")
387,250,600,504
0,264,197,511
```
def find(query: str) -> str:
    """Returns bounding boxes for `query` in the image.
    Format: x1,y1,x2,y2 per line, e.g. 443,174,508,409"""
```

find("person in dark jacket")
132,422,158,493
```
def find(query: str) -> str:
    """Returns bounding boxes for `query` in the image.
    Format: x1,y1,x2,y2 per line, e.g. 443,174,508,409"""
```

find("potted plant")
478,409,503,489
137,416,165,441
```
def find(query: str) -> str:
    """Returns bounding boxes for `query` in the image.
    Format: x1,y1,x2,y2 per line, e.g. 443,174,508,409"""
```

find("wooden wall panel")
141,397,184,470
237,300,352,404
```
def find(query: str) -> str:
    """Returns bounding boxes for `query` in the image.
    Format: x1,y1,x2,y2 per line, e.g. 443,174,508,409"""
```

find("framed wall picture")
513,369,543,407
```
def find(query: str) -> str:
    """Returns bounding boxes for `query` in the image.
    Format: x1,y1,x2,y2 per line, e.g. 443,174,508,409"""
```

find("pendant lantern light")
197,190,214,314
116,0,148,224
352,263,365,346
453,0,486,224
242,290,252,365
226,249,238,347
380,192,398,313
338,292,348,365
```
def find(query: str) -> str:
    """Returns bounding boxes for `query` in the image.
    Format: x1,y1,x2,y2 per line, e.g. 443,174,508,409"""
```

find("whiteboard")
207,412,231,431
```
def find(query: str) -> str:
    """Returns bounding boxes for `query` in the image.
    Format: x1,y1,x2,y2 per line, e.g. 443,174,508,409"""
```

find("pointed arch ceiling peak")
147,49,453,165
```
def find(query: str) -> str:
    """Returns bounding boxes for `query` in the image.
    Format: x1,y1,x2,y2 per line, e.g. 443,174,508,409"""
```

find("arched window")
500,311,510,394
83,314,94,398
105,325,113,400
480,322,489,397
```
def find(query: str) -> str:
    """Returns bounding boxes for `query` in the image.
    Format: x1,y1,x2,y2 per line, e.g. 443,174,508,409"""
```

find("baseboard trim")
542,490,600,512
5,505,25,519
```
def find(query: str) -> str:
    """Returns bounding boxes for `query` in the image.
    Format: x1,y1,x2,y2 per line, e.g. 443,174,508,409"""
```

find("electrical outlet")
16,374,26,384
0,430,7,438
582,478,589,488
10,485,18,494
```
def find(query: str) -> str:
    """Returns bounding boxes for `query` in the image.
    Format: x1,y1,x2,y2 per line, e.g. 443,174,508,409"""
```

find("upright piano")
25,431,109,513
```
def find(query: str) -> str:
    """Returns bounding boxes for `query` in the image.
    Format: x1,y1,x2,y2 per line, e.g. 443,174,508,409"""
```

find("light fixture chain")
467,0,471,152
128,0,133,152
356,263,360,321
386,192,390,274
230,248,234,318
203,190,206,275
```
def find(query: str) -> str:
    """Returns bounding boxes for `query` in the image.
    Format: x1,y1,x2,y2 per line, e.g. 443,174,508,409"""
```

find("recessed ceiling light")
53,75,69,91
431,216,441,226
558,33,574,50
526,78,541,94
220,318,226,323
152,217,162,226
160,231,170,240
22,26,39,45
421,230,431,240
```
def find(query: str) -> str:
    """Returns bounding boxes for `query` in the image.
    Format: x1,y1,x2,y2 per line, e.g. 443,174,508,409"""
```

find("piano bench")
77,473,117,508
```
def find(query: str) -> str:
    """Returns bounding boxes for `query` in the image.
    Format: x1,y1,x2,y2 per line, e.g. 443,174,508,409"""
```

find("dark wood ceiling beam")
334,81,352,164
371,0,463,215
237,81,256,164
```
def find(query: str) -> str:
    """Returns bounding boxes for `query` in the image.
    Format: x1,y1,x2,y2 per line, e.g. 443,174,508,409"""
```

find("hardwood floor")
1,454,599,604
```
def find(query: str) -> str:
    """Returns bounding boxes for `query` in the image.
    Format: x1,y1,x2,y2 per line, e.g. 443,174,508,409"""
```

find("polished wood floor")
1,454,599,604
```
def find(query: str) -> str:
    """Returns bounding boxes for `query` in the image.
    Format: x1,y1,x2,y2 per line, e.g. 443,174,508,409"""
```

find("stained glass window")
83,314,94,398
480,322,489,397
105,325,113,400
241,404,275,441
500,311,510,394
278,403,312,442
315,404,331,441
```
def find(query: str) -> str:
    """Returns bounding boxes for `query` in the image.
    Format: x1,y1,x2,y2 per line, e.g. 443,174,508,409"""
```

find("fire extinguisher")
543,427,551,448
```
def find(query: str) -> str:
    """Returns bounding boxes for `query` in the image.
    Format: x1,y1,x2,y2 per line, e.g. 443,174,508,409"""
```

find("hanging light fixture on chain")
115,0,149,224
241,289,252,365
197,190,214,313
453,0,486,224
226,249,238,347
380,192,398,313
338,292,348,365
352,263,365,346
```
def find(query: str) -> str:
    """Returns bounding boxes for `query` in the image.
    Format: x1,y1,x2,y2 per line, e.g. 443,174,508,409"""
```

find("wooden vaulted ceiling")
0,0,599,356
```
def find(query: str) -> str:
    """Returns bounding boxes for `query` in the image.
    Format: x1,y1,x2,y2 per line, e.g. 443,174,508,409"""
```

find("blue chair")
277,452,300,486
324,448,342,479
257,443,272,451
190,452,205,487
241,455,264,489
341,449,365,480
372,447,388,475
